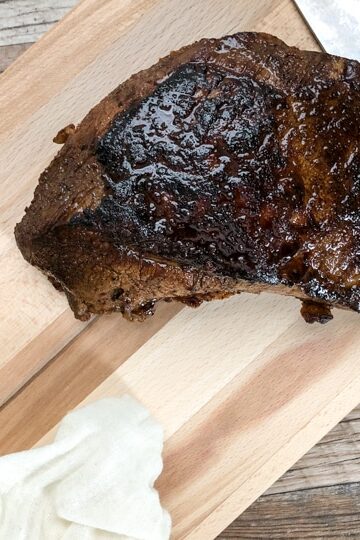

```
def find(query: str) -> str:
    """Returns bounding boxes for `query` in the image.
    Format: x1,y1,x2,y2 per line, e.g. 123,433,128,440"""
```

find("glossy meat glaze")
15,33,360,322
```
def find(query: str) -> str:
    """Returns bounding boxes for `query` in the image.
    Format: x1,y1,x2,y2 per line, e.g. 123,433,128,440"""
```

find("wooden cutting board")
1,0,360,538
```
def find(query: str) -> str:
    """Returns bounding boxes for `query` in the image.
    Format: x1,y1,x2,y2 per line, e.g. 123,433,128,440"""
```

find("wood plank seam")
266,480,360,497
2,2,360,539
0,315,97,409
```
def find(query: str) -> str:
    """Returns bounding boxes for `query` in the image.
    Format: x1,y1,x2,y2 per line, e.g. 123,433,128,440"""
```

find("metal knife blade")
294,0,360,60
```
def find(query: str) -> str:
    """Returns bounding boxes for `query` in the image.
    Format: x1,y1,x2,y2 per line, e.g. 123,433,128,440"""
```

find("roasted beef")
15,32,360,323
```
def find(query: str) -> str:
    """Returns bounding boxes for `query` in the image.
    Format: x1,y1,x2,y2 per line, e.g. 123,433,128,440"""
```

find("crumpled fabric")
0,395,171,540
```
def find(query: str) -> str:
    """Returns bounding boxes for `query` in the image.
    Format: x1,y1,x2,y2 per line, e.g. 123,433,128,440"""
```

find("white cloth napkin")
0,395,171,540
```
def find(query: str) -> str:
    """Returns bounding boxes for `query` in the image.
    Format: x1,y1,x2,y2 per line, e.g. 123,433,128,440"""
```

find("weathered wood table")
1,1,360,538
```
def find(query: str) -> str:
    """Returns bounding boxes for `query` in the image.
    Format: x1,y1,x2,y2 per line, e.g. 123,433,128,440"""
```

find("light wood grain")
0,0,317,403
0,0,78,72
3,1,359,539
29,294,360,539
268,407,360,495
0,0,291,404
0,302,181,453
222,404,360,538
3,2,360,536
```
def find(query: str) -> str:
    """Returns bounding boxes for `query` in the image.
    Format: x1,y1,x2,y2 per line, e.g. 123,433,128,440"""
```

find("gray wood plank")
2,2,360,539
220,483,360,539
269,407,360,494
0,0,78,46
0,42,30,71
218,405,360,538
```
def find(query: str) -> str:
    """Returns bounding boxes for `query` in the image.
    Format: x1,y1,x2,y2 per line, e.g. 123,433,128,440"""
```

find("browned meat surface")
15,32,360,323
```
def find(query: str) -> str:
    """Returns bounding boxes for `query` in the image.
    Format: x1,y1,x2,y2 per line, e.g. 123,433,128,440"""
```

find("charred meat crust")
15,32,360,323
